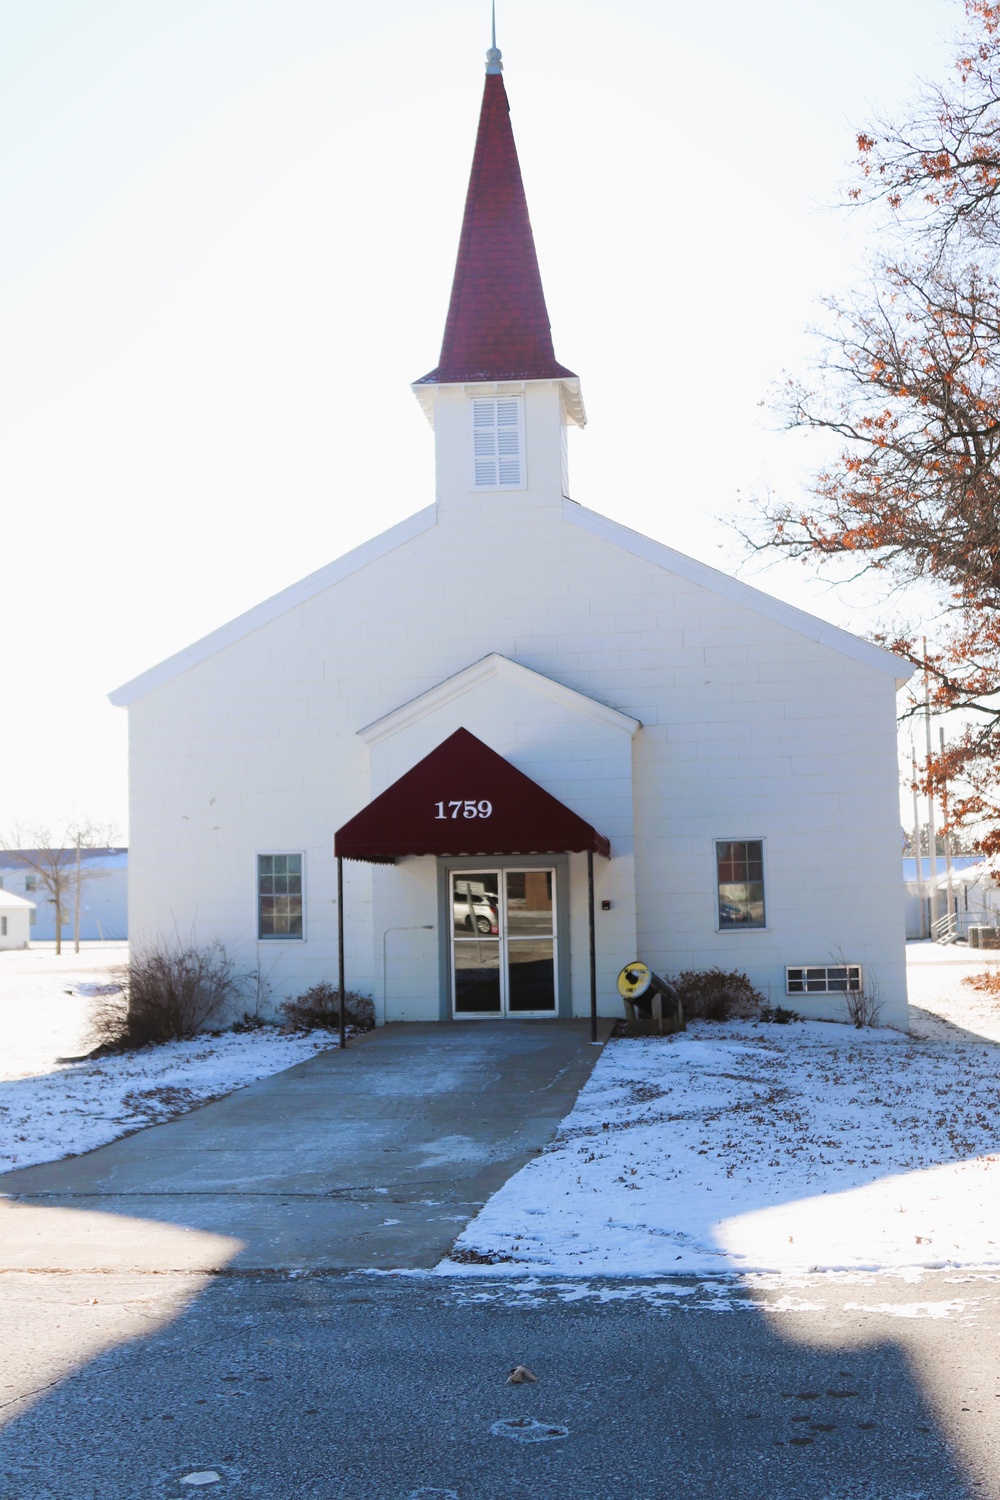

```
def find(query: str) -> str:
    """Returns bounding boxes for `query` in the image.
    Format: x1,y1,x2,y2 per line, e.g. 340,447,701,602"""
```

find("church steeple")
414,42,583,416
413,38,584,508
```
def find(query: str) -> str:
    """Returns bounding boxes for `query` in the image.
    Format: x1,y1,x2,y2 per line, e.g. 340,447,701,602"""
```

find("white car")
453,882,499,935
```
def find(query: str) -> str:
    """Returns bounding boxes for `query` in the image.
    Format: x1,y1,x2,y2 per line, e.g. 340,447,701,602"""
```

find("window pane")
258,854,303,940
507,938,556,1011
716,840,765,929
452,875,499,939
454,941,502,1013
506,870,553,936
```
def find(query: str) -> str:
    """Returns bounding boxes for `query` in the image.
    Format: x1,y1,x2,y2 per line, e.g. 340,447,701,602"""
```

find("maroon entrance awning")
335,727,610,863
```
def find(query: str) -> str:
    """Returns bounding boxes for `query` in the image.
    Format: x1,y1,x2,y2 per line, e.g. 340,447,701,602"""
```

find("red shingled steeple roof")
416,70,576,386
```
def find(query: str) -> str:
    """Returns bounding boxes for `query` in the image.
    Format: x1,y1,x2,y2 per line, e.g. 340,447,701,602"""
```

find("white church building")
111,43,913,1030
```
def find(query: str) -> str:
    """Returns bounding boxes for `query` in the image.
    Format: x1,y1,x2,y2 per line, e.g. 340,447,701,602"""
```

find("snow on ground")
906,938,1000,1043
7,940,1000,1277
0,942,130,1081
0,943,338,1174
442,946,1000,1278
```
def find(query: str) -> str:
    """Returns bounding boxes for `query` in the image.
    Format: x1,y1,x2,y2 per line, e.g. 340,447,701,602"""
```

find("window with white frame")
0,917,6,937
472,396,523,489
257,854,303,939
24,876,36,892
715,840,765,929
787,965,861,995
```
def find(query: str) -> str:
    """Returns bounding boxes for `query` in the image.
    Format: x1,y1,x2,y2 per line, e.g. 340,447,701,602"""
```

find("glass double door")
451,869,557,1017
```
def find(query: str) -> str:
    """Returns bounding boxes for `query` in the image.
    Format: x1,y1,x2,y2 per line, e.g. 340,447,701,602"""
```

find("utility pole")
73,830,82,955
940,727,955,935
911,740,927,938
923,640,940,936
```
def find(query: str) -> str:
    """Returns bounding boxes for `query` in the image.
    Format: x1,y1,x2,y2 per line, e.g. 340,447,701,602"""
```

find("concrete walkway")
0,1021,609,1274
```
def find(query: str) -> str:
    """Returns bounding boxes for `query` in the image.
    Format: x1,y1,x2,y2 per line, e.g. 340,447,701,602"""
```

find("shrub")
759,1003,799,1025
668,967,766,1022
279,982,375,1032
231,1010,271,1033
963,969,1000,995
843,974,884,1028
90,942,249,1050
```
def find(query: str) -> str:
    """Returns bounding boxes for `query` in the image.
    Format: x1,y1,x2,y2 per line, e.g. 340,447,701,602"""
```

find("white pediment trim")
357,654,642,747
562,501,916,689
108,506,438,707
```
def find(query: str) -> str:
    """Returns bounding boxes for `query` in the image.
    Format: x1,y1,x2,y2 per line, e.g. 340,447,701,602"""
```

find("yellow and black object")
616,962,684,1036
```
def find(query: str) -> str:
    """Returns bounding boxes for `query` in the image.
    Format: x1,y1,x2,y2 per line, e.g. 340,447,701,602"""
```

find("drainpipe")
381,925,434,1027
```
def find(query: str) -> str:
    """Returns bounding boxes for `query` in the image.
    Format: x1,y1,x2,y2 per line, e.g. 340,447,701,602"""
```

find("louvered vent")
472,397,523,489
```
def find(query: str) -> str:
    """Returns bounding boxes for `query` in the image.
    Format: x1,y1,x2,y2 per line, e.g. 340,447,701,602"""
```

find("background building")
0,849,128,942
0,889,34,950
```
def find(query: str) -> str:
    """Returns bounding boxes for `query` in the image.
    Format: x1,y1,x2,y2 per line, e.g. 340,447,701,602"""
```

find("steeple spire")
486,2,502,74
414,49,577,389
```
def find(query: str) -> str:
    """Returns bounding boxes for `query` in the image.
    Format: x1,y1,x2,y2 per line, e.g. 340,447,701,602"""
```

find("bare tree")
0,823,118,955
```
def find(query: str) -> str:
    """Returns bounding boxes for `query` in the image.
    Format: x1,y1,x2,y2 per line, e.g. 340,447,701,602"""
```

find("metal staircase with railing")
932,911,959,944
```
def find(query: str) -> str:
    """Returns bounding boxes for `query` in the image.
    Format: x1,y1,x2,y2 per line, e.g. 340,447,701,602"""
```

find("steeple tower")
413,32,584,509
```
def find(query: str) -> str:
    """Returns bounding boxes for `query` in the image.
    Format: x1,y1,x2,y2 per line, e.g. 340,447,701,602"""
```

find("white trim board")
358,653,642,747
562,501,915,688
411,376,586,430
108,507,438,707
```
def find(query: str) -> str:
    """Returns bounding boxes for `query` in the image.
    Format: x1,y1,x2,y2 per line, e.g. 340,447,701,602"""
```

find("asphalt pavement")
2,1020,999,1497
1,1269,996,1499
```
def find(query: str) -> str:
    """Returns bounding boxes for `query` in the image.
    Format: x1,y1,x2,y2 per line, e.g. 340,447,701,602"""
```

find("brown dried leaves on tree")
749,2,1000,853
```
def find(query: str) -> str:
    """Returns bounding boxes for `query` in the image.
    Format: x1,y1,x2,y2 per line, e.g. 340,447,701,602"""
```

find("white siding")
124,472,909,1029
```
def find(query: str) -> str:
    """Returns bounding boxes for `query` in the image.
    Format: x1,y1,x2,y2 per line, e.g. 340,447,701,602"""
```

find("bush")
90,941,250,1050
668,967,766,1022
279,982,375,1032
963,969,1000,995
843,975,884,1029
231,1010,271,1033
759,1003,799,1025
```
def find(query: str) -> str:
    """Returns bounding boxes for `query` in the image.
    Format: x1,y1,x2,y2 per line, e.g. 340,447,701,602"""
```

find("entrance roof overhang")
334,727,611,864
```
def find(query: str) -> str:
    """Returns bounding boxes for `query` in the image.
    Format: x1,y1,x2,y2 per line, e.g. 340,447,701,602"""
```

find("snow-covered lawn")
443,952,1000,1278
0,943,338,1174
0,1028,340,1175
0,942,130,1081
7,939,1000,1281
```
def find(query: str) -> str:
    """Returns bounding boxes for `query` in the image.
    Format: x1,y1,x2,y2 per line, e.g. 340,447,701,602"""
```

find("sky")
1,0,963,838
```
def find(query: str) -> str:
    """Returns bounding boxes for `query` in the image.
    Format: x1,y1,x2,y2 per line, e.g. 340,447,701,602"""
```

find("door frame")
437,853,571,1020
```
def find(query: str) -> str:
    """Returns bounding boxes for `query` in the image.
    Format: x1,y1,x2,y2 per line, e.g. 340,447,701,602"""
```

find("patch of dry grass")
962,969,1000,995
